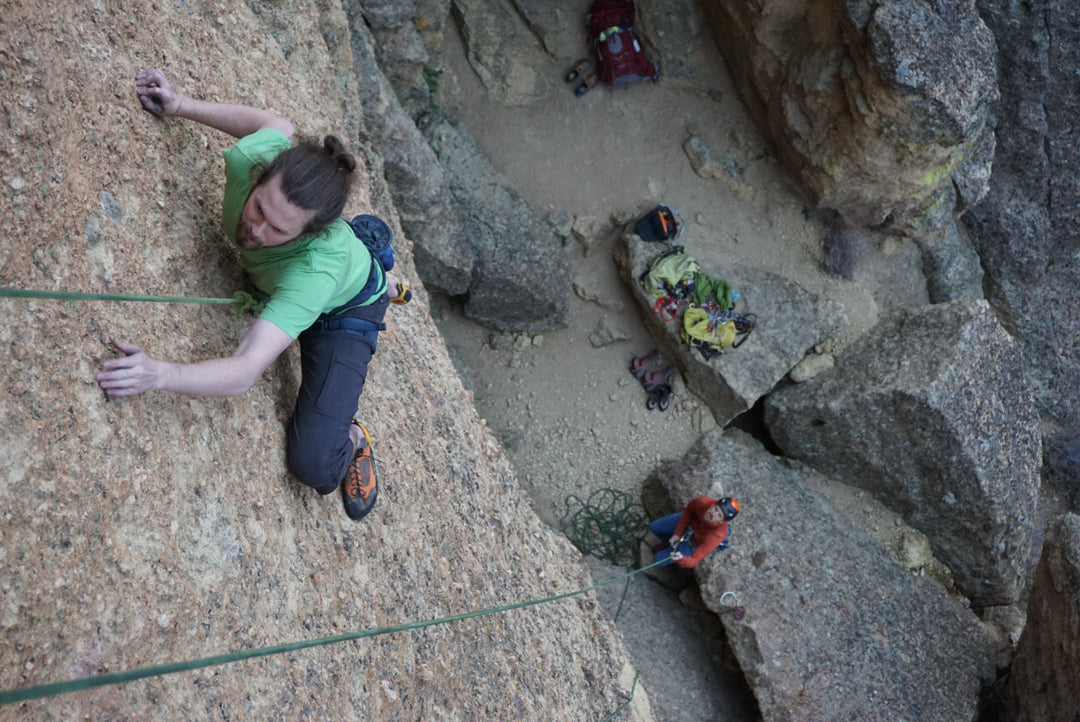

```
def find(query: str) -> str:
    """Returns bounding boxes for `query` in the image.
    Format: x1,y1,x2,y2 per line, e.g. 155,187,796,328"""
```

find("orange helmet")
718,497,740,521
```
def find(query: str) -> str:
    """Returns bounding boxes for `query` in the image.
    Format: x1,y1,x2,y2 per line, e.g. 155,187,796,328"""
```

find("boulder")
420,113,572,331
764,300,1041,606
347,12,475,296
699,0,998,235
962,0,1080,429
915,220,985,303
633,0,709,81
614,232,844,425
509,0,582,60
1000,514,1080,722
659,429,999,721
347,0,445,115
450,0,548,106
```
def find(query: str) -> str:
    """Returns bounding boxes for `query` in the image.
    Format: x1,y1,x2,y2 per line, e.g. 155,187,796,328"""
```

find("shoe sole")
342,422,378,521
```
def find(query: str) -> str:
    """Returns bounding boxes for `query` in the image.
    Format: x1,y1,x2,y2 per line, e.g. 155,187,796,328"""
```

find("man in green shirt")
97,69,396,521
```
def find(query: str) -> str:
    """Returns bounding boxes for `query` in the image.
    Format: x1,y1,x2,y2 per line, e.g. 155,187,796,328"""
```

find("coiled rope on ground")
560,487,647,567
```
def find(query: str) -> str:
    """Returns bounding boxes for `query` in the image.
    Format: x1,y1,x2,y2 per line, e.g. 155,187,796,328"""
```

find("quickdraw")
720,591,746,621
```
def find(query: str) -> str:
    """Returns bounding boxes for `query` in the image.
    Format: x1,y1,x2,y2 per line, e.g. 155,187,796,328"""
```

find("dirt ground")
417,6,915,720
428,8,902,542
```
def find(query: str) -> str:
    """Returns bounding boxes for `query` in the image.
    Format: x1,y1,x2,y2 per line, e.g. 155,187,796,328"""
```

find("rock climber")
96,68,406,521
649,496,739,568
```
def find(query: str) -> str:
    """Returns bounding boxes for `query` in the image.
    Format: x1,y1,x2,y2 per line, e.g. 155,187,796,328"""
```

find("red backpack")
587,0,659,87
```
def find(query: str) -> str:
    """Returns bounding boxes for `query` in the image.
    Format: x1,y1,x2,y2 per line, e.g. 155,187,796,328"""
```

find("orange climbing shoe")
341,421,378,521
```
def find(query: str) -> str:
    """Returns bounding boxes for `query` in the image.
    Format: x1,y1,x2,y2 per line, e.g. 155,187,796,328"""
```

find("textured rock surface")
419,113,572,332
764,300,1041,606
347,0,447,115
915,220,985,303
1000,514,1080,722
450,0,548,105
347,12,475,296
0,1,647,719
963,0,1080,431
614,232,845,425
699,0,998,234
660,429,999,722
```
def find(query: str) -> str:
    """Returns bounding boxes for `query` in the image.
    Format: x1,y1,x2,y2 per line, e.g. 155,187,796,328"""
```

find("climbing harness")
651,295,682,322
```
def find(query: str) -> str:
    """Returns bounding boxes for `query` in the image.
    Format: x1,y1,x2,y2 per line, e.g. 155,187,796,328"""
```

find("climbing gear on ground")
718,496,739,521
574,71,599,97
560,488,646,566
651,295,682,322
587,0,660,87
635,204,682,245
629,349,657,377
342,421,378,521
640,249,698,300
349,214,395,272
691,272,735,309
630,350,674,411
565,58,592,83
389,282,412,305
720,591,746,621
680,304,755,357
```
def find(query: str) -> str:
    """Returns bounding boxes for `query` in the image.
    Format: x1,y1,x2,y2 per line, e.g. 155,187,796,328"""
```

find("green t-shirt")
221,128,383,339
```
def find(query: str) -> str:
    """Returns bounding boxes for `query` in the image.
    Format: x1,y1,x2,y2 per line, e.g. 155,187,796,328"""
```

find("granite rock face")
0,2,647,719
999,514,1080,722
764,300,1041,606
657,429,999,722
963,0,1080,432
450,0,549,106
347,11,475,296
419,113,572,332
915,220,985,304
614,232,845,425
700,0,998,235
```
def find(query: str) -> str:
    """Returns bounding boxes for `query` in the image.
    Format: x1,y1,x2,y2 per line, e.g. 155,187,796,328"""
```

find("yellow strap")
598,26,622,42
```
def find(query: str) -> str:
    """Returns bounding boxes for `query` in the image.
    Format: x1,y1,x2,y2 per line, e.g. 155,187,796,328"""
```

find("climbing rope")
560,488,646,567
599,671,639,722
0,561,664,705
0,287,265,318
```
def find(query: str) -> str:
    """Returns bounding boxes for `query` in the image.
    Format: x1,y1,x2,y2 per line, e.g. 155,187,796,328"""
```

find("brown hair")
255,135,356,234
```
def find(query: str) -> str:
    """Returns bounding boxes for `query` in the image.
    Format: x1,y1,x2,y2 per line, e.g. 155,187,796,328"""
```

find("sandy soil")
423,6,908,720
428,7,891,529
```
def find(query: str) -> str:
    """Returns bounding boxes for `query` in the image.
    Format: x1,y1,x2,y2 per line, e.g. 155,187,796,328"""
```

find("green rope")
0,561,663,705
599,671,640,722
560,488,646,566
0,287,265,318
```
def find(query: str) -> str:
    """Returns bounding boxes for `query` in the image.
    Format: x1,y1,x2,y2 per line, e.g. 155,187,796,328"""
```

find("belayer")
96,69,408,522
650,496,739,567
